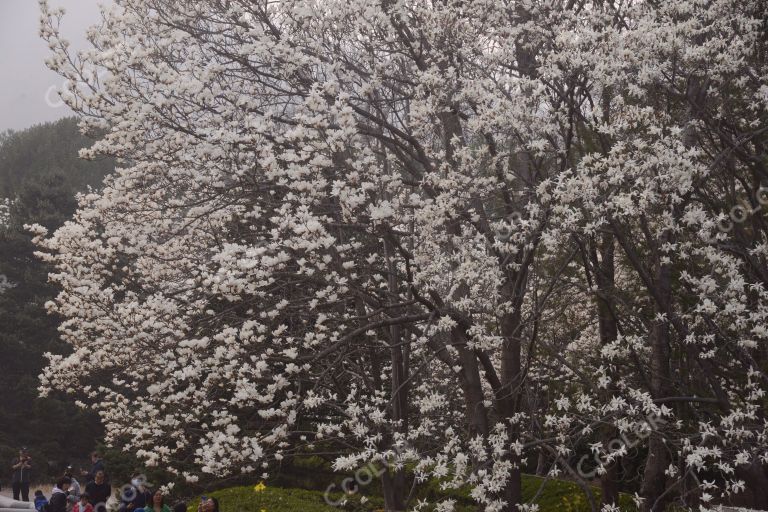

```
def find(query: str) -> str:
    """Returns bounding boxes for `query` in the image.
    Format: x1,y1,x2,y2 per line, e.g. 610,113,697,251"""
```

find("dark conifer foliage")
0,117,113,478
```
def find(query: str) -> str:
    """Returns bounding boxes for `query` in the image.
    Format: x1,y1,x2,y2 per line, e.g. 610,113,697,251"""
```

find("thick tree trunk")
499,277,526,511
381,471,407,512
601,463,621,509
535,449,548,476
383,240,410,511
456,332,490,438
504,466,523,512
593,234,621,508
640,434,670,512
640,234,673,512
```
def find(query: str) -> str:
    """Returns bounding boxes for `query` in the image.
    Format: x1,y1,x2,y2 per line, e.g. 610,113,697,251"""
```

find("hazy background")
0,0,105,132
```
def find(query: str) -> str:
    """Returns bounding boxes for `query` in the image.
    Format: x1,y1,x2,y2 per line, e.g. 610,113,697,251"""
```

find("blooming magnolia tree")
34,0,768,511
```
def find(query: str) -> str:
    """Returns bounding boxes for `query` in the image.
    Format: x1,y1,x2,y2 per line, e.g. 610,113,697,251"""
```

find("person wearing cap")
64,465,82,499
11,448,32,501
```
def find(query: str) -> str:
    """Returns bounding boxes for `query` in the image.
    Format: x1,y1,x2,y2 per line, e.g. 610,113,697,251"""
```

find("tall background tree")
0,117,111,479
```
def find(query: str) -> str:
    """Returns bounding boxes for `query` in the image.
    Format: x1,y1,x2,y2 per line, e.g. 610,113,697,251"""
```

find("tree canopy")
32,1,768,511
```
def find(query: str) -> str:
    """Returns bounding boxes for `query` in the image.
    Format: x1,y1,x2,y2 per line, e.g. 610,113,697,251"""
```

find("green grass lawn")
188,474,638,512
187,485,350,512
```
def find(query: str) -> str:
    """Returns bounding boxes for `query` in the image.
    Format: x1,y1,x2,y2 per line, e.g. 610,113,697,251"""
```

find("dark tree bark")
592,233,621,508
639,231,674,512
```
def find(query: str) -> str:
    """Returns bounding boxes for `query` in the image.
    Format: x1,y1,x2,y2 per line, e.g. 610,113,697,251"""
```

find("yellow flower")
254,482,267,493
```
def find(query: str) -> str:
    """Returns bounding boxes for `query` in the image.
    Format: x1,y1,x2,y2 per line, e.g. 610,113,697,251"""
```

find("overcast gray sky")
0,0,105,132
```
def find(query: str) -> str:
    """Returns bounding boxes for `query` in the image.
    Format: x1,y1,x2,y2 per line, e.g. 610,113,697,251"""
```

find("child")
34,490,48,512
68,493,79,512
73,492,93,512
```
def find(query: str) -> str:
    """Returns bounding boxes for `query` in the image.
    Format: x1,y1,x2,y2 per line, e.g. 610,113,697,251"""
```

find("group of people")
10,449,220,512
11,449,107,512
43,465,111,512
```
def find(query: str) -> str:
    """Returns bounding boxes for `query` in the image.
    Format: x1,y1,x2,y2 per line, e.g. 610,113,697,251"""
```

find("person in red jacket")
74,492,94,512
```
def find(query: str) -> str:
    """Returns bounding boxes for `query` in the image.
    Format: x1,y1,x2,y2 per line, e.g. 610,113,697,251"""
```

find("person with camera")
11,448,32,502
